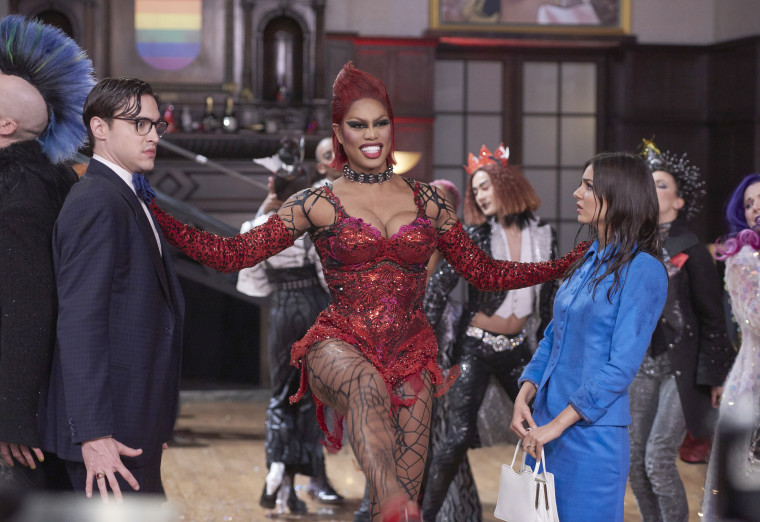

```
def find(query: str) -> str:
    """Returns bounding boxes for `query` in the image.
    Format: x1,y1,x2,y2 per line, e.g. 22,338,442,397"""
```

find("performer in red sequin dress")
150,62,587,522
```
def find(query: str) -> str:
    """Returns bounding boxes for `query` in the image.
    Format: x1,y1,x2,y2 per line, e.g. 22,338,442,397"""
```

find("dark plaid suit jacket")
40,159,184,467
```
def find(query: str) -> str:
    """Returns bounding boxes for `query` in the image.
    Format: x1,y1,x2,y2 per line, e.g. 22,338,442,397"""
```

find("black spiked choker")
342,164,393,184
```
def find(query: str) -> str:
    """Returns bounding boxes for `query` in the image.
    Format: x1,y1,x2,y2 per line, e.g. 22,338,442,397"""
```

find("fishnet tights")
305,339,432,521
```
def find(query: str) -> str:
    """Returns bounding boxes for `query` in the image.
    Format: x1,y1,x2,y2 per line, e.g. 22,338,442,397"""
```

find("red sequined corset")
289,184,450,449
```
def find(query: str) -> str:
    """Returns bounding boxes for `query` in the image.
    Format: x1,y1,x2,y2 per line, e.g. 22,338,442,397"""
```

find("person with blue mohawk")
0,14,95,492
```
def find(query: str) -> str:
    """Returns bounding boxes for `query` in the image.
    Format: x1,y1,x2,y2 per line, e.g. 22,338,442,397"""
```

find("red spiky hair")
330,62,396,170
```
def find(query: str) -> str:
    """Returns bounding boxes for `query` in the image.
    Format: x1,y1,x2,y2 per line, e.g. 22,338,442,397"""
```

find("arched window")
262,16,303,103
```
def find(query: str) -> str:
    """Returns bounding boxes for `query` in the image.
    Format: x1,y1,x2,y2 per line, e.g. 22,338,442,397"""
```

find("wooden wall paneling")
501,56,522,164
594,54,610,154
324,34,356,97
355,47,394,93
609,46,708,122
709,38,759,119
704,123,757,240
606,44,719,240
352,38,435,118
394,48,435,117
605,46,711,158
706,38,760,240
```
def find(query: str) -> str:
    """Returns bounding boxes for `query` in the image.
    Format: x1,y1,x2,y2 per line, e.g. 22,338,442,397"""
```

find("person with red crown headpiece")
147,62,588,521
422,143,560,521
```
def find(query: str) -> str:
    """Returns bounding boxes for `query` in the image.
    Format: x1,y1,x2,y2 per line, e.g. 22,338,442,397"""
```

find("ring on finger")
96,472,105,479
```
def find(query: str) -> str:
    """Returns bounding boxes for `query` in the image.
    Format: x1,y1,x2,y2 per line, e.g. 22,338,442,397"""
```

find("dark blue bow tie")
132,173,156,205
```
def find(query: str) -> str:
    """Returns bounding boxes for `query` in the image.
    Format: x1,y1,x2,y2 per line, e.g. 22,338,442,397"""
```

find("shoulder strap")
412,180,425,216
320,184,347,218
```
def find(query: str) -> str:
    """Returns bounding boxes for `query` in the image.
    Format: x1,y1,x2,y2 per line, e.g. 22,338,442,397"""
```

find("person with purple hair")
702,173,760,519
0,14,94,492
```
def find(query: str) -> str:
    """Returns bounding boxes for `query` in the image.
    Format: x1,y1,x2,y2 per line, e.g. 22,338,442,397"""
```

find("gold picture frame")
430,0,630,35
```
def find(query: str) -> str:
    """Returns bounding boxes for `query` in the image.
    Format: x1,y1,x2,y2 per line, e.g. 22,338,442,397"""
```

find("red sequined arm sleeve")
437,221,588,291
150,202,294,274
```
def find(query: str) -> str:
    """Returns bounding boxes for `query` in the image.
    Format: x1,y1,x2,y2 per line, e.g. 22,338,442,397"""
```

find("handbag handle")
511,439,550,480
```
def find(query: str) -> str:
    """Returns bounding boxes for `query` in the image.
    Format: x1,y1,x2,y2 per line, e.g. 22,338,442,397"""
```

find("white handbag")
494,440,560,522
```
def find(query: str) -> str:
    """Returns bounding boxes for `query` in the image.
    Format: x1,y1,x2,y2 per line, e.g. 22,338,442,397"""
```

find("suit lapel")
160,236,185,319
89,161,172,302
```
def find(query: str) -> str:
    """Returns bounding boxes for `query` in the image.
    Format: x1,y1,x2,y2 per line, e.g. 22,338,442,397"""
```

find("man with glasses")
40,77,185,502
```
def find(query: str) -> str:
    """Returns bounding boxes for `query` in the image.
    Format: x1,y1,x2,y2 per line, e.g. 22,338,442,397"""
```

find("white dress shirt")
92,154,162,256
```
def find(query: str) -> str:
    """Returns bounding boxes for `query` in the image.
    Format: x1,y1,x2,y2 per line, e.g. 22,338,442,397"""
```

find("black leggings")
422,334,530,519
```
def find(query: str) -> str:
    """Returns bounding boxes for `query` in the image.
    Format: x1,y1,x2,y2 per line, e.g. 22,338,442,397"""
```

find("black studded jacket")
651,216,736,438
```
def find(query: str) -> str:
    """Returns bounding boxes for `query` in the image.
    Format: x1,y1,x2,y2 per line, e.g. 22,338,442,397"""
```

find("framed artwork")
109,0,227,86
430,0,630,35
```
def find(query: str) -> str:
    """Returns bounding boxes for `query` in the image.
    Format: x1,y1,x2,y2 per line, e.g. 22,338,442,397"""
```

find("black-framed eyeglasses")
111,117,168,138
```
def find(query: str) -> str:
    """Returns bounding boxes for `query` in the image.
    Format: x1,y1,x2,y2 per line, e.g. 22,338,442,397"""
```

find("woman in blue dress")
511,152,668,522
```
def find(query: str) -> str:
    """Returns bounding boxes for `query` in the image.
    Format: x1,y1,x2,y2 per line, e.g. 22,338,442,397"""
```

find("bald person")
0,74,49,143
0,15,94,491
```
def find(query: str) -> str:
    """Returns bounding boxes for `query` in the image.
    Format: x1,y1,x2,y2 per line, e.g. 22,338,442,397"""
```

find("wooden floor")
161,391,708,522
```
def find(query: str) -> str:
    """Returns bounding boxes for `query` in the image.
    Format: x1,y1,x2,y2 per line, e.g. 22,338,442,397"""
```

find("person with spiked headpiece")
422,143,560,520
627,139,734,522
0,14,94,491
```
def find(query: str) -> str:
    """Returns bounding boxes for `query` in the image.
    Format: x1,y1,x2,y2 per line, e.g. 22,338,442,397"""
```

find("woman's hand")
510,382,538,439
521,423,563,460
521,405,582,460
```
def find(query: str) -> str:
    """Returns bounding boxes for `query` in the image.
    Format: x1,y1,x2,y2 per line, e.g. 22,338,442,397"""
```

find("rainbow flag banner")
135,0,202,71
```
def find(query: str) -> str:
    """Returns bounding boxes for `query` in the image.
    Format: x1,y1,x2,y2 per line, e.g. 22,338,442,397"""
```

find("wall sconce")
394,151,422,175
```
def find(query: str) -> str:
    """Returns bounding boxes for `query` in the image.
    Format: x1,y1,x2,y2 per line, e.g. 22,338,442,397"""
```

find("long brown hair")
566,152,662,301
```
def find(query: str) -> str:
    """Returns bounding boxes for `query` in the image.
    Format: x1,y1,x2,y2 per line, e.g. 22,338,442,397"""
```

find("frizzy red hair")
330,62,396,170
463,162,541,226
